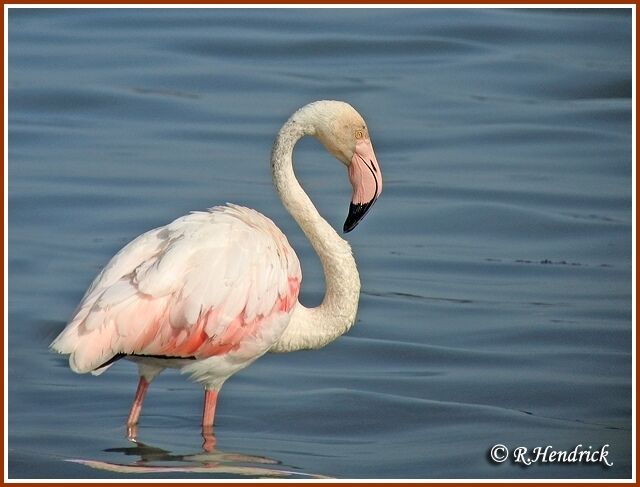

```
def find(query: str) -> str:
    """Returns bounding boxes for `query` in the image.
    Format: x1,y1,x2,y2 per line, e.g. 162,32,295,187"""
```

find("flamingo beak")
343,138,383,233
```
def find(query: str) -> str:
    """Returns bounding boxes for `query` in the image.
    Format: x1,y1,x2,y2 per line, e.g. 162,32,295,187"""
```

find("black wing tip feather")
94,353,197,372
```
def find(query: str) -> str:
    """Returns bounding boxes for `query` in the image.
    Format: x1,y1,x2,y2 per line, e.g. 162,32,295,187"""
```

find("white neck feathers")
269,109,361,353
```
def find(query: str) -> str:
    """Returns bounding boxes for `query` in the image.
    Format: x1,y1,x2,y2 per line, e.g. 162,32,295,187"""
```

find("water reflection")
68,426,330,478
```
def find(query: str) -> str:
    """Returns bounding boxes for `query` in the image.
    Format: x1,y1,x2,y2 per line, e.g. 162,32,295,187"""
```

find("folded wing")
51,204,301,373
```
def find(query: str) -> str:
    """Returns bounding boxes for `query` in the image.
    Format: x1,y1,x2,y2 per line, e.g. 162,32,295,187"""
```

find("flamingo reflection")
68,426,330,478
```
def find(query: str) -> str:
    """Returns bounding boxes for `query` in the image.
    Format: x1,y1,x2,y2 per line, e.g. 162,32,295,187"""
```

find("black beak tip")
343,201,375,234
343,220,357,233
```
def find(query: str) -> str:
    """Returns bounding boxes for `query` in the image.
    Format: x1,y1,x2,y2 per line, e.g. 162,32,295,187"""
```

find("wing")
51,204,301,373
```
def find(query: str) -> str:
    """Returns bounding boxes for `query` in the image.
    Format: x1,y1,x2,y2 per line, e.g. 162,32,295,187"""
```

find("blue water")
8,7,632,479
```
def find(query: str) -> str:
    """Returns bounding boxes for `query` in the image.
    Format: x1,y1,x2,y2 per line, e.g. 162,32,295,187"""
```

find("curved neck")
269,117,360,353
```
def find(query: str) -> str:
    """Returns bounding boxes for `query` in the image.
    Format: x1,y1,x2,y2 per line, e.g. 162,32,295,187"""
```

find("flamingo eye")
354,129,364,140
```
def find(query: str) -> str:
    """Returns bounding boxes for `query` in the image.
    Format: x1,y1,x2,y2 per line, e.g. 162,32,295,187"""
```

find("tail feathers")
50,291,169,374
49,321,79,355
50,320,118,374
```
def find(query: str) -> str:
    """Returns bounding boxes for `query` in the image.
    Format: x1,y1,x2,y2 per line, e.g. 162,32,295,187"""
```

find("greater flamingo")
50,100,383,428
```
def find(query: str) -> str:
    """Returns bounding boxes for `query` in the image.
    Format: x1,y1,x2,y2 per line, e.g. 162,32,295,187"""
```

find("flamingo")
50,100,383,429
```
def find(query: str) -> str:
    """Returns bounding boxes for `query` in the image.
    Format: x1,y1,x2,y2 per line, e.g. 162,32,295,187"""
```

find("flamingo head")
308,101,383,233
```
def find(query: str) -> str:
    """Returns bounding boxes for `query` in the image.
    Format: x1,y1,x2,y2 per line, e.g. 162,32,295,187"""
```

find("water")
8,7,632,479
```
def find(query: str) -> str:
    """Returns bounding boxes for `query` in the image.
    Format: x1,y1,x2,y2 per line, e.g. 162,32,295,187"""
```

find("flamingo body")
51,100,383,428
52,204,301,389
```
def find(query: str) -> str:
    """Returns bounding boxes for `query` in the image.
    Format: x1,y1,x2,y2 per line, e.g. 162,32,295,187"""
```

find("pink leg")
127,376,150,426
202,389,218,427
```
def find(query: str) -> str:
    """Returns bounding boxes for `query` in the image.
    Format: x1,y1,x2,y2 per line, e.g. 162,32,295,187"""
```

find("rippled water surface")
8,7,632,479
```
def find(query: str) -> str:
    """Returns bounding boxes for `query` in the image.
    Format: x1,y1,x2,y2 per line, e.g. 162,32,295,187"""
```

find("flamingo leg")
126,376,150,426
202,389,219,427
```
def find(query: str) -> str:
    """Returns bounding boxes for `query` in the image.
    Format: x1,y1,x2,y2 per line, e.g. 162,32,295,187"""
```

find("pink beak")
344,138,383,233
